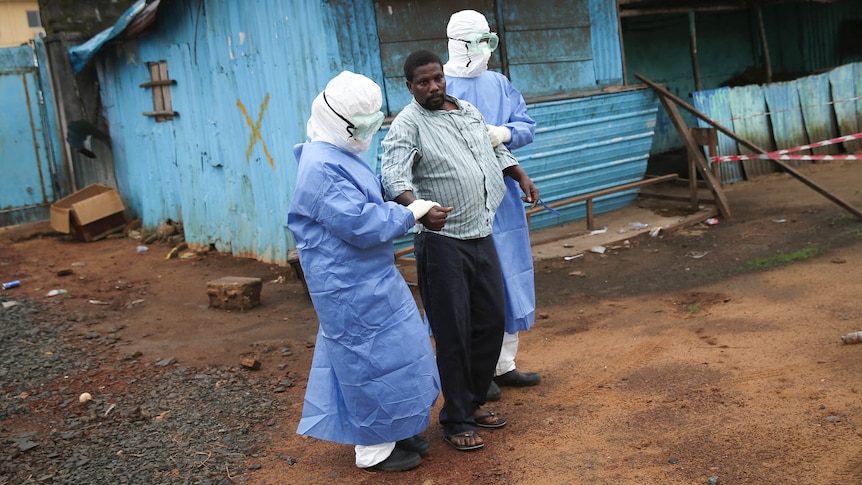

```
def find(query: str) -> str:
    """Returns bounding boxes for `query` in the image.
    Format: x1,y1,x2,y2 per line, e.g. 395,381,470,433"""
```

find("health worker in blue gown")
287,71,442,473
444,10,542,401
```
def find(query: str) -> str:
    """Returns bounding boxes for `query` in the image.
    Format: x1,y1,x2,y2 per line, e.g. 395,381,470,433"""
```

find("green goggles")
449,32,499,54
324,92,385,140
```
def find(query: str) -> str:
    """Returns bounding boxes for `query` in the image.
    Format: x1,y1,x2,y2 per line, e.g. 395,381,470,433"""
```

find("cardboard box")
50,184,127,242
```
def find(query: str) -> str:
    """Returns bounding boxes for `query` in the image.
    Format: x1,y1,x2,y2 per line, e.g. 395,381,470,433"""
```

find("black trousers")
414,231,505,436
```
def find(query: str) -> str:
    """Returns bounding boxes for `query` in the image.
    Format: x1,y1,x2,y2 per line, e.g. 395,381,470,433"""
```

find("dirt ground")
2,159,862,484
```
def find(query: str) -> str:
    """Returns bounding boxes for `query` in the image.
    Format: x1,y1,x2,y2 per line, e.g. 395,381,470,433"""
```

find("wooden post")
689,11,702,92
658,96,733,219
756,7,772,84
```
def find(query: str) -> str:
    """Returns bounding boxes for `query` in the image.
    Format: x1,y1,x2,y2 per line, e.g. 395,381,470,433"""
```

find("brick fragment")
206,276,262,311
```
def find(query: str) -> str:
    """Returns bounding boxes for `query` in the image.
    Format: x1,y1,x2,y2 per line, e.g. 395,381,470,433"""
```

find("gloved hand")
487,125,512,147
407,199,441,222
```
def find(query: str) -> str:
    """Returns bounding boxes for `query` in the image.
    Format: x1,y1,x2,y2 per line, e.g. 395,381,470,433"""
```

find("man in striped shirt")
381,49,538,452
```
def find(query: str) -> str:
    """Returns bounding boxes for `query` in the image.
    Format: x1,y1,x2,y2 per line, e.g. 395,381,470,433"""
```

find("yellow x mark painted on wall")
237,93,275,168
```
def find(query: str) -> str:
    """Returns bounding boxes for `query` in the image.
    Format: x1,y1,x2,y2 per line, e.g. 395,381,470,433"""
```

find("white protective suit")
288,72,440,459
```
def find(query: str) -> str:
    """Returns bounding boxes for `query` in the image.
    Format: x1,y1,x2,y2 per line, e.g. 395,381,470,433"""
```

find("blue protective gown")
287,142,440,446
446,71,538,333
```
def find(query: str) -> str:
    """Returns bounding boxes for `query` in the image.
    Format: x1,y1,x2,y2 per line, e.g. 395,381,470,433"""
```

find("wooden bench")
525,173,679,231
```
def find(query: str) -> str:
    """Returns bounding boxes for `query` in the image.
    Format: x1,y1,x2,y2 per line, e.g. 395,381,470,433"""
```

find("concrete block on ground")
206,276,262,311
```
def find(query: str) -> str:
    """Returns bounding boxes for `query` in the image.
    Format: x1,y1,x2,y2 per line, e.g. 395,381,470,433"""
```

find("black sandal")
443,431,484,451
474,410,507,429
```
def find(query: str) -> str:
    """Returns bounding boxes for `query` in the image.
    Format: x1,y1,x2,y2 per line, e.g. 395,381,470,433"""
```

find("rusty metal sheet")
692,87,744,184
798,72,841,155
828,62,862,153
763,80,812,168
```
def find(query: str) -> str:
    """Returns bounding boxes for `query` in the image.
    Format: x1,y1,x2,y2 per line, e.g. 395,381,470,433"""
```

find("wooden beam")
658,94,733,219
635,73,862,221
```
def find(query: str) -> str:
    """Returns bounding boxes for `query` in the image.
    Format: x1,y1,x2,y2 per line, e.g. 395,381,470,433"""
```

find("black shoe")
494,369,541,387
396,435,430,456
486,380,501,402
369,448,421,472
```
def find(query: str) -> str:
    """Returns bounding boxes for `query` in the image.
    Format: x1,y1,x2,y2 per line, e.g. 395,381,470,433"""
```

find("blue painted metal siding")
0,43,57,226
516,88,657,230
95,0,380,263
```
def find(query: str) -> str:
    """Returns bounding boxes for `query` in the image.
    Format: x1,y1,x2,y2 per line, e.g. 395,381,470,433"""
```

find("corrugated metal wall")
96,0,380,263
692,62,861,183
513,88,657,230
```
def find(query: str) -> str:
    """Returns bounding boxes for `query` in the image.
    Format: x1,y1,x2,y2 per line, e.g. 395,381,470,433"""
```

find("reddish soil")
2,159,862,484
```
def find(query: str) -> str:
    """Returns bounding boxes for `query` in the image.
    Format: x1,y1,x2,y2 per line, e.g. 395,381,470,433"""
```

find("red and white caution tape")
711,133,862,163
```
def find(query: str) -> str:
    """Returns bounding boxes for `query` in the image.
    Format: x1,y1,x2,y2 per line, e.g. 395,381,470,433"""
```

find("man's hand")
503,166,539,209
420,206,453,231
520,179,539,209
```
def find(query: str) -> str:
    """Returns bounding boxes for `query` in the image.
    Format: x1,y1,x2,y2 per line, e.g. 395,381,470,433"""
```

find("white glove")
487,125,512,147
407,199,440,222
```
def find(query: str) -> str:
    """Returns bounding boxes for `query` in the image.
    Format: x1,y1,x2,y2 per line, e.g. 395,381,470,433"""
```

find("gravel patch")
0,295,288,484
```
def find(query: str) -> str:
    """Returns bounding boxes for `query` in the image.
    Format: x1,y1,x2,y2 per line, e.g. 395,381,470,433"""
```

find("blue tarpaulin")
68,0,149,73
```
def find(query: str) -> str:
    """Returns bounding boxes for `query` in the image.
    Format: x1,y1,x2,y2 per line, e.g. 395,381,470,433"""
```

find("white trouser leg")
355,442,396,468
495,331,519,376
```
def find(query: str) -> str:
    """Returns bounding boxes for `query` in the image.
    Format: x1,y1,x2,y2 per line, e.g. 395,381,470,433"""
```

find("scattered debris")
589,246,606,254
564,253,584,261
841,331,862,344
568,271,585,277
3,280,20,290
687,251,710,259
125,299,145,309
704,218,719,225
155,356,178,367
71,261,86,267
239,356,262,370
56,269,73,277
629,222,649,230
79,392,93,403
772,219,787,223
2,300,20,309
45,289,68,297
104,403,117,417
88,300,110,305
136,245,149,253
537,312,549,319
649,227,662,237
589,226,607,235
832,258,846,264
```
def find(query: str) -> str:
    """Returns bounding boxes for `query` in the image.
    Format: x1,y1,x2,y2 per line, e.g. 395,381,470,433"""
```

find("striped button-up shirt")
381,95,518,240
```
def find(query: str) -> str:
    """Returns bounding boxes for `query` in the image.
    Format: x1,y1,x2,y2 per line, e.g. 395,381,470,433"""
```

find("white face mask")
444,39,493,78
444,10,499,79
